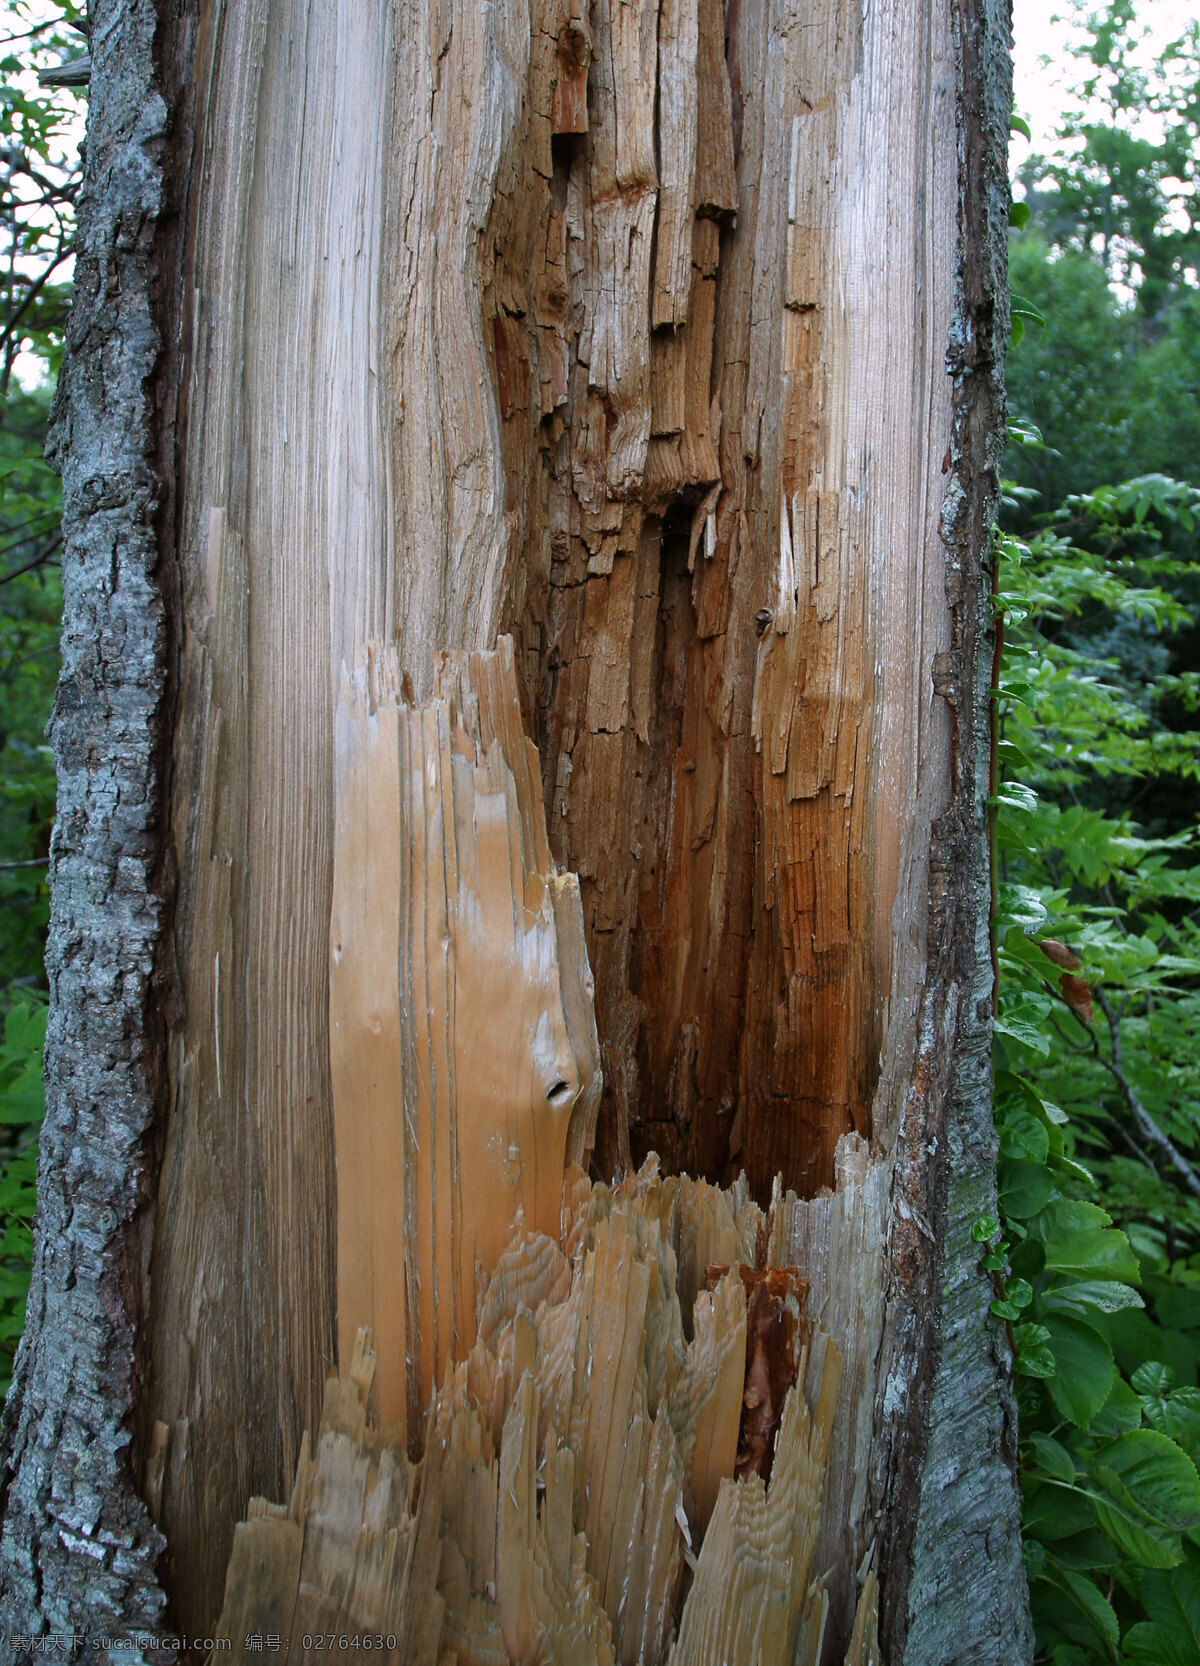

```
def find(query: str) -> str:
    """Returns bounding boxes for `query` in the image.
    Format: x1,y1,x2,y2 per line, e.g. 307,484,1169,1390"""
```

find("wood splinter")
214,641,881,1664
217,1168,853,1666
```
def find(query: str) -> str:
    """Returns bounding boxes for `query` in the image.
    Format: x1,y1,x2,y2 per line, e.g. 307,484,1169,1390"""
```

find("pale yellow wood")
218,1161,858,1665
330,639,601,1434
213,1517,302,1658
768,1133,888,1652
670,1340,842,1666
843,1570,882,1666
675,1270,746,1533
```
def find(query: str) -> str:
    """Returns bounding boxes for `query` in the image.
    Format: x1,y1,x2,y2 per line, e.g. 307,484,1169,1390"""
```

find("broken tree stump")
216,1164,855,1665
0,0,1028,1648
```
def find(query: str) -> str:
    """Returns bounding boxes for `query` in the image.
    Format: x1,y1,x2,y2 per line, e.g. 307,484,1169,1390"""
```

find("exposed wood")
477,0,961,1204
330,639,600,1441
152,3,961,1605
296,634,904,1656
768,1133,887,1654
0,0,1034,1651
652,0,698,328
844,1571,882,1666
217,1169,852,1666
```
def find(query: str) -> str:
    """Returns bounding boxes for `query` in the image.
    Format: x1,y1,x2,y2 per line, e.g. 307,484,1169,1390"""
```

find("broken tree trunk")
230,637,870,1663
0,0,1031,1658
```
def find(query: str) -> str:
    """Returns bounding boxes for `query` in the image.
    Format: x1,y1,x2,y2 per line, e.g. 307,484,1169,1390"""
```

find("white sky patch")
1010,0,1199,161
1008,1,1198,298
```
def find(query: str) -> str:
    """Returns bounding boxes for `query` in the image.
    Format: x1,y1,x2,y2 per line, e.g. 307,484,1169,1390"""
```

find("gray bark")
0,0,172,1646
878,3,1031,1660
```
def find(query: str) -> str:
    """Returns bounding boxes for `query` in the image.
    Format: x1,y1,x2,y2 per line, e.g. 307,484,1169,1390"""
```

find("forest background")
0,1,1198,1660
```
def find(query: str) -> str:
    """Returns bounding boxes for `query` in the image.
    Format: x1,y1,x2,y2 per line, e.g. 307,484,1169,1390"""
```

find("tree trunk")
0,0,1031,1659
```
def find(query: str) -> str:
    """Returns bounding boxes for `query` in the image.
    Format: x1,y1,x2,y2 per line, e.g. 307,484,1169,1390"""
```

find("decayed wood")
471,0,961,1205
217,1167,861,1666
330,638,600,1441
2,0,1032,1648
152,0,962,1622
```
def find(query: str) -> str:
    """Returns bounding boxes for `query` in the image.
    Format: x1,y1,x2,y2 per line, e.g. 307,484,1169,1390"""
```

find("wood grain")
489,0,955,1200
215,1167,852,1666
159,0,955,1630
330,639,600,1441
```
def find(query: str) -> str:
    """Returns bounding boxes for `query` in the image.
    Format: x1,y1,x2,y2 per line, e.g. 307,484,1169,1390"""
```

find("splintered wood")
217,1164,867,1666
161,0,960,1627
330,639,601,1444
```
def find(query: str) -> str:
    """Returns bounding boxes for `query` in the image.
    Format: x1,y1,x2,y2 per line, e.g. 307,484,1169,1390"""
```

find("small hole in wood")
546,1079,571,1104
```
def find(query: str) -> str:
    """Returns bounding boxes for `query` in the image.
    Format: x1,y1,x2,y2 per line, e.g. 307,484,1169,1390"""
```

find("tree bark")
0,0,1031,1658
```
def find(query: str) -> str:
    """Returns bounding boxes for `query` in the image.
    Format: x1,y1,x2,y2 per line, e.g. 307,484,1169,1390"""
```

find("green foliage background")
0,0,83,1396
1000,4,1200,1659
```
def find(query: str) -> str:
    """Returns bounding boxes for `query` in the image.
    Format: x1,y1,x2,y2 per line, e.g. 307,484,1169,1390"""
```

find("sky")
1010,0,1198,161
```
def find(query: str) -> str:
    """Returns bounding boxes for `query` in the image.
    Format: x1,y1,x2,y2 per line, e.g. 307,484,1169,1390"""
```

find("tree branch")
0,243,73,368
1048,1011,1095,1054
0,530,62,587
1094,984,1200,1204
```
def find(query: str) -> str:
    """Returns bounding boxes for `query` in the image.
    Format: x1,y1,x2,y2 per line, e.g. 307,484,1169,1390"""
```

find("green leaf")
1044,1312,1116,1427
1005,417,1043,451
1134,1362,1177,1396
1011,292,1048,329
1010,1236,1046,1281
1029,1432,1078,1485
1039,1567,1119,1653
1094,1430,1200,1533
999,1156,1055,1218
1151,1285,1200,1334
1024,1479,1093,1541
1015,1321,1058,1379
1033,1200,1141,1284
1106,1312,1200,1395
994,890,1049,933
1009,199,1031,230
1124,1546,1200,1666
1141,1389,1200,1460
1091,1375,1145,1439
1045,1528,1123,1574
994,997,1053,1056
0,1000,45,1128
993,780,1040,814
1088,1491,1183,1569
999,1105,1050,1163
1045,1281,1146,1317
1010,112,1032,139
